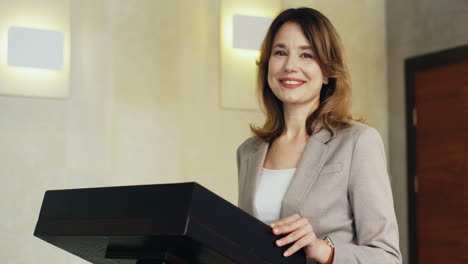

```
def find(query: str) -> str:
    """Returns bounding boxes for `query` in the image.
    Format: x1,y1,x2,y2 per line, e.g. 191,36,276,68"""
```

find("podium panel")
34,182,306,264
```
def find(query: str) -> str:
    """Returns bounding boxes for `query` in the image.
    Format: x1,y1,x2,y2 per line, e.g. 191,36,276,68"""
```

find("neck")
282,101,319,140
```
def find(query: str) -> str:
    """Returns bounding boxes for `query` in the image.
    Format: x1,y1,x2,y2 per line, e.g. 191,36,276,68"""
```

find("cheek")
267,77,277,97
268,57,283,75
305,65,326,83
267,61,276,86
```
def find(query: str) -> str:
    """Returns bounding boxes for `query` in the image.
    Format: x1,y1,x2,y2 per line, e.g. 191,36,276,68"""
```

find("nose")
284,56,298,72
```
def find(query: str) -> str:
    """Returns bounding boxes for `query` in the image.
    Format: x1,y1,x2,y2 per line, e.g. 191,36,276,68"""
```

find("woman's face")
267,22,327,110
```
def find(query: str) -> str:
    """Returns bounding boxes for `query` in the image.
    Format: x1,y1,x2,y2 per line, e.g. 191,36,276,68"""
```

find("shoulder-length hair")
251,7,353,143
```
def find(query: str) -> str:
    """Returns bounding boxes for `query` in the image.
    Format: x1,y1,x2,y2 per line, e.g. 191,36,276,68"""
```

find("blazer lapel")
242,140,269,217
280,128,334,217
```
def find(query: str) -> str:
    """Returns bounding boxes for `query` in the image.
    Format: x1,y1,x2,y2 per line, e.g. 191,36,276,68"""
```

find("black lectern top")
34,182,306,264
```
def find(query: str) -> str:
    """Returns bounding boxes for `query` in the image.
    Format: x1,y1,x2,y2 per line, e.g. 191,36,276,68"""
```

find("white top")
254,168,296,224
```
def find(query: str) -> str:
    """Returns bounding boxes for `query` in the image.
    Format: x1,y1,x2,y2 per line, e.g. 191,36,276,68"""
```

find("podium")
34,182,306,264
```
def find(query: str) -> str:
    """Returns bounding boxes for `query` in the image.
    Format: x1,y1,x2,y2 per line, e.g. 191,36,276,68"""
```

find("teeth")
283,80,303,85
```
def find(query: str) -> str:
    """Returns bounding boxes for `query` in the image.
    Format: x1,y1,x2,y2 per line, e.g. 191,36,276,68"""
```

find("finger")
273,217,310,235
276,224,311,247
270,213,301,228
270,214,300,229
283,234,315,257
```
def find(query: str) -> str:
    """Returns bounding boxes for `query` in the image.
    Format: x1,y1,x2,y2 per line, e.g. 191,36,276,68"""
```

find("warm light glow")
220,0,281,110
0,1,70,98
221,8,277,54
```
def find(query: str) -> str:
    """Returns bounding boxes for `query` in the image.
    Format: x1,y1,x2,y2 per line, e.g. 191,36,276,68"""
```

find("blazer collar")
246,126,335,218
280,130,331,218
243,140,268,216
311,125,335,144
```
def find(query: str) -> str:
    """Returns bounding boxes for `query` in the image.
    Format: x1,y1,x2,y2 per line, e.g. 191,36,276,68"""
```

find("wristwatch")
323,236,335,264
324,236,335,248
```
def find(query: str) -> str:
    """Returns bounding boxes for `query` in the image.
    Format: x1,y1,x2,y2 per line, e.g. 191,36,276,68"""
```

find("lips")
280,78,306,89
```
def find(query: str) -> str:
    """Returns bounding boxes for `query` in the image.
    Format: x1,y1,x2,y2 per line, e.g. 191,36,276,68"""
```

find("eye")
273,50,287,56
301,53,314,59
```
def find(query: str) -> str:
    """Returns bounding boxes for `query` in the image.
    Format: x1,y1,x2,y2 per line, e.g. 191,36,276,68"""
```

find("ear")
323,77,329,85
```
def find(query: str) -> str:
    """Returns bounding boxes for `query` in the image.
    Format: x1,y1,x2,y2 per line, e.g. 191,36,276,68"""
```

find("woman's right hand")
270,214,333,263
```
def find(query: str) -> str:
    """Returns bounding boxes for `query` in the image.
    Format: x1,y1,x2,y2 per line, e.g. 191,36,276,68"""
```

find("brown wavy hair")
251,8,353,142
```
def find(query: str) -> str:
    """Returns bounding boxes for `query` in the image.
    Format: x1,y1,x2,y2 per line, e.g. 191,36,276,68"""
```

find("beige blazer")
237,121,402,264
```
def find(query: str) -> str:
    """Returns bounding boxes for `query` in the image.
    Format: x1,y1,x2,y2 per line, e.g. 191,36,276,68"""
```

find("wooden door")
406,46,468,264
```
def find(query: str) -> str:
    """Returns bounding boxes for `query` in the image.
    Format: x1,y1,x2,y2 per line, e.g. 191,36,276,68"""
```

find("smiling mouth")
280,79,305,88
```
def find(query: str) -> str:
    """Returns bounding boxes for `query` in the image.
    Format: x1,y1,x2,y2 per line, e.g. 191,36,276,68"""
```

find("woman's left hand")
270,213,331,263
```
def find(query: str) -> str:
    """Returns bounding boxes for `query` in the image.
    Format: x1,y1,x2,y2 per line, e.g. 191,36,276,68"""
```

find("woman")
236,8,402,264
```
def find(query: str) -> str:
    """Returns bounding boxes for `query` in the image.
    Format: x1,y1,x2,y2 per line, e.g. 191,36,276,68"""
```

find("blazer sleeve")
332,127,402,264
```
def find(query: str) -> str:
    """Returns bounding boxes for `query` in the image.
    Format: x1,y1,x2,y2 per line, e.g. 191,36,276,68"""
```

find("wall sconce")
233,15,272,51
0,0,70,99
0,25,70,98
8,26,64,70
219,0,280,110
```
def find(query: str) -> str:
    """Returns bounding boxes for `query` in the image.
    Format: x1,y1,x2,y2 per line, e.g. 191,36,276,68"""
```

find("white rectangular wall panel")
233,15,272,50
8,26,64,70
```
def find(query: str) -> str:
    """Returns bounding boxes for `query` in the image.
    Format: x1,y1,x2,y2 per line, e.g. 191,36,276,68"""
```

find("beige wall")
387,1,468,263
0,1,388,263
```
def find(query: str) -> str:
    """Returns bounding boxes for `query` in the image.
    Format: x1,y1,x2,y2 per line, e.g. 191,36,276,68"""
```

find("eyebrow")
272,43,313,50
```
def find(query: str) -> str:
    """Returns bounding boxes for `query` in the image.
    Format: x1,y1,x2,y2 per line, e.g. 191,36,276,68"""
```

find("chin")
279,98,304,105
279,95,318,107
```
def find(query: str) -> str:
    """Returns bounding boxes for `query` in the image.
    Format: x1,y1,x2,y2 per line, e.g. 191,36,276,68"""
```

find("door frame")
405,44,468,264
